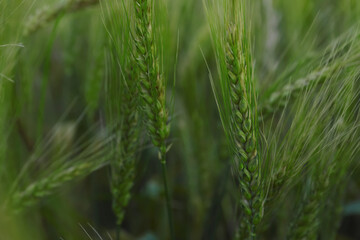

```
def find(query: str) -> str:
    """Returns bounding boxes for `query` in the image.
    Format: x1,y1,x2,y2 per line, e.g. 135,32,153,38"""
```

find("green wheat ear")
109,62,140,226
287,175,329,240
260,27,360,120
11,158,108,211
226,22,262,240
132,0,174,238
205,0,263,239
9,134,111,212
133,0,170,161
102,0,141,227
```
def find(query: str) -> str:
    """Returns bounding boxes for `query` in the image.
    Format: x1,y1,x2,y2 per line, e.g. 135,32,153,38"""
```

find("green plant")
205,1,263,238
132,0,173,237
102,0,141,228
1,0,360,239
260,28,360,119
9,130,111,211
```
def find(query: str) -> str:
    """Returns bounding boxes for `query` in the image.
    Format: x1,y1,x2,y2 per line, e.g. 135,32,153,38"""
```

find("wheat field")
1,0,360,239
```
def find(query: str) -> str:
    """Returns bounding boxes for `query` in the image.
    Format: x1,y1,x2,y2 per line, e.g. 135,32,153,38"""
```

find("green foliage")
1,0,360,239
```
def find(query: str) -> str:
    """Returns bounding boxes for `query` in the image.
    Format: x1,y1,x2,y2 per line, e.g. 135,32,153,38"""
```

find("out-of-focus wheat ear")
101,0,141,228
111,63,140,226
260,28,360,121
11,154,109,212
23,0,99,36
102,0,142,231
111,159,135,225
321,180,346,240
287,175,329,240
260,66,334,119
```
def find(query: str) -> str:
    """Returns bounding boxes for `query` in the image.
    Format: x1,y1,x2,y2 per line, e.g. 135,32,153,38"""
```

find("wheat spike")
225,22,262,240
287,176,329,240
133,0,173,237
11,157,107,211
110,63,140,226
133,0,170,161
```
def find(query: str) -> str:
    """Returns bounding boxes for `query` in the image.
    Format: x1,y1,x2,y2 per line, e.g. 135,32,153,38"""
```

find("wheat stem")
161,157,174,238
